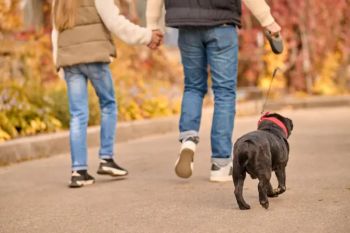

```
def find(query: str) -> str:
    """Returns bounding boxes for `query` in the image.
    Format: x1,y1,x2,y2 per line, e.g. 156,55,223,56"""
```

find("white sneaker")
210,162,233,182
175,140,196,178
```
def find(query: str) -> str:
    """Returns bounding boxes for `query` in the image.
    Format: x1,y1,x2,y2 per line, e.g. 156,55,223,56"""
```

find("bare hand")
147,30,164,50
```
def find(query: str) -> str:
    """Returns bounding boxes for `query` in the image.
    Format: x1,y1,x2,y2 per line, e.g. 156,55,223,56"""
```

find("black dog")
232,112,293,210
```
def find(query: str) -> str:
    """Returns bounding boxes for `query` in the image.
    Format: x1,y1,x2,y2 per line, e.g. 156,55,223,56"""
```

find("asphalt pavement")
1,107,350,233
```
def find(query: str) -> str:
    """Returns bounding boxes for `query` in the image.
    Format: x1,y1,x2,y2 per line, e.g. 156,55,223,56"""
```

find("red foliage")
240,0,350,93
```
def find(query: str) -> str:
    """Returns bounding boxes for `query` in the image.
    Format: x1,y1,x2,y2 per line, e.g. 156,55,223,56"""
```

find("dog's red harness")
258,113,288,138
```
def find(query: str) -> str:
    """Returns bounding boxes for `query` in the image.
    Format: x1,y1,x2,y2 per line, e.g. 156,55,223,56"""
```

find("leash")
260,67,281,115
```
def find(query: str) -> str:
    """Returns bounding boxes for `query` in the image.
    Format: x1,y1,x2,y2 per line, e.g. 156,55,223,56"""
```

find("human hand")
147,30,164,50
264,21,283,54
264,21,281,36
58,68,65,80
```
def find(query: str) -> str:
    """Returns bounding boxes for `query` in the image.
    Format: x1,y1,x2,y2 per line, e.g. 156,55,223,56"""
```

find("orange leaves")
0,0,22,32
0,33,184,141
313,52,343,95
240,0,350,94
110,39,183,121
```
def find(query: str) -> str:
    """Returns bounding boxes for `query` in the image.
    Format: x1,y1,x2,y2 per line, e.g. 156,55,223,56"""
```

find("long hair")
53,0,78,32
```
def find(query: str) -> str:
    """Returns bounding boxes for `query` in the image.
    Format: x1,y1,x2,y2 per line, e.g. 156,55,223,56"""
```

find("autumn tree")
240,0,350,94
0,0,22,34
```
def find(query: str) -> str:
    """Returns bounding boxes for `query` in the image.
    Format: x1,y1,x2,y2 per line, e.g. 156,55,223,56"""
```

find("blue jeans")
64,63,117,171
178,26,238,163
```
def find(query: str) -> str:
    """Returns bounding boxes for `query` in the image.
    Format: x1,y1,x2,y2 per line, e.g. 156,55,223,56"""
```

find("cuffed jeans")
64,63,117,171
178,25,238,164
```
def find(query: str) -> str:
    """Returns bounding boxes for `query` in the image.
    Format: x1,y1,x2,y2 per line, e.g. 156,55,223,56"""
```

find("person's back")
55,0,116,69
147,0,278,30
164,0,242,28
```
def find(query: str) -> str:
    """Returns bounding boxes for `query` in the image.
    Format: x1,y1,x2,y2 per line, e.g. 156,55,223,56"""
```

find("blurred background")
0,0,349,142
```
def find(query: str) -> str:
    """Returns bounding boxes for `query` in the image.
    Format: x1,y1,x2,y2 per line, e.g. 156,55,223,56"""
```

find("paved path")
1,107,350,233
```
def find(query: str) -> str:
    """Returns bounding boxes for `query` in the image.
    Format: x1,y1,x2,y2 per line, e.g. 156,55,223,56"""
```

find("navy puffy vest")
165,0,242,27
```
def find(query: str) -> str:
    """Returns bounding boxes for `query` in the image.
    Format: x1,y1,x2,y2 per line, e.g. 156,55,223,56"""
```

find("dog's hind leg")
267,181,278,198
233,163,250,210
274,167,286,195
257,173,271,209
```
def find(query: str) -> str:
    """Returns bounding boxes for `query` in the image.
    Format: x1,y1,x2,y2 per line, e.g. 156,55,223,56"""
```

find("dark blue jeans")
178,25,238,163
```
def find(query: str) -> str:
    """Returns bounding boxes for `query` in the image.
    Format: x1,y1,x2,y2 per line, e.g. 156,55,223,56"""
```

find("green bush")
0,82,62,141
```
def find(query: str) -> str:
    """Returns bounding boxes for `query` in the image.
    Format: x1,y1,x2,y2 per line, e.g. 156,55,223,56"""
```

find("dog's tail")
235,140,255,167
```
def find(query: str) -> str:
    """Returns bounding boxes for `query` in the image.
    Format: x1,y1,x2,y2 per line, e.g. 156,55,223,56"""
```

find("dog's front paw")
260,200,269,209
274,187,286,195
238,202,251,210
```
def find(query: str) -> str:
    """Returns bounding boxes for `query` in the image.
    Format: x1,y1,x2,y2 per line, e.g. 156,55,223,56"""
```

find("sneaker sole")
69,180,95,188
97,167,128,177
175,148,194,179
209,176,233,182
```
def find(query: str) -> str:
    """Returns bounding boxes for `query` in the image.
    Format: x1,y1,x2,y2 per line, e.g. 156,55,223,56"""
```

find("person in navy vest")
146,0,281,182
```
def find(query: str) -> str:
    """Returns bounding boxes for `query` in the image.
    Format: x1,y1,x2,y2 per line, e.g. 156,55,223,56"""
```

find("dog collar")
258,115,288,138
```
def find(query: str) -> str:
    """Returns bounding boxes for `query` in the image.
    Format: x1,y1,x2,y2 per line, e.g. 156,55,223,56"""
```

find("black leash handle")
265,31,284,55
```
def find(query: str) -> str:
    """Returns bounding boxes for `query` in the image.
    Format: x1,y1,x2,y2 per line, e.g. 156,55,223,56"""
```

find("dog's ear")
285,118,293,136
272,113,294,136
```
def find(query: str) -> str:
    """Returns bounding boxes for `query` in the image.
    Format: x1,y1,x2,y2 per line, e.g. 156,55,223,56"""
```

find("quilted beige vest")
56,0,116,69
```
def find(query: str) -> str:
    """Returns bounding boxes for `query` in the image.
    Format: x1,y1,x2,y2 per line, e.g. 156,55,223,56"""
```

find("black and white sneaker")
210,162,233,182
69,170,95,188
97,159,128,177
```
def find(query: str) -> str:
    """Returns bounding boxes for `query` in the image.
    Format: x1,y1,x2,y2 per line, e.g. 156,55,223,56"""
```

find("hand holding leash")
264,22,284,54
260,22,284,113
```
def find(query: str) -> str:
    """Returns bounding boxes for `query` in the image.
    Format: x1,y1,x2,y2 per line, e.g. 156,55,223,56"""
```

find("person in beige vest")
52,0,163,188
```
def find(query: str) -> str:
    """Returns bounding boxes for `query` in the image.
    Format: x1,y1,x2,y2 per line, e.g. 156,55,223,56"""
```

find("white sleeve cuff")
95,0,152,45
